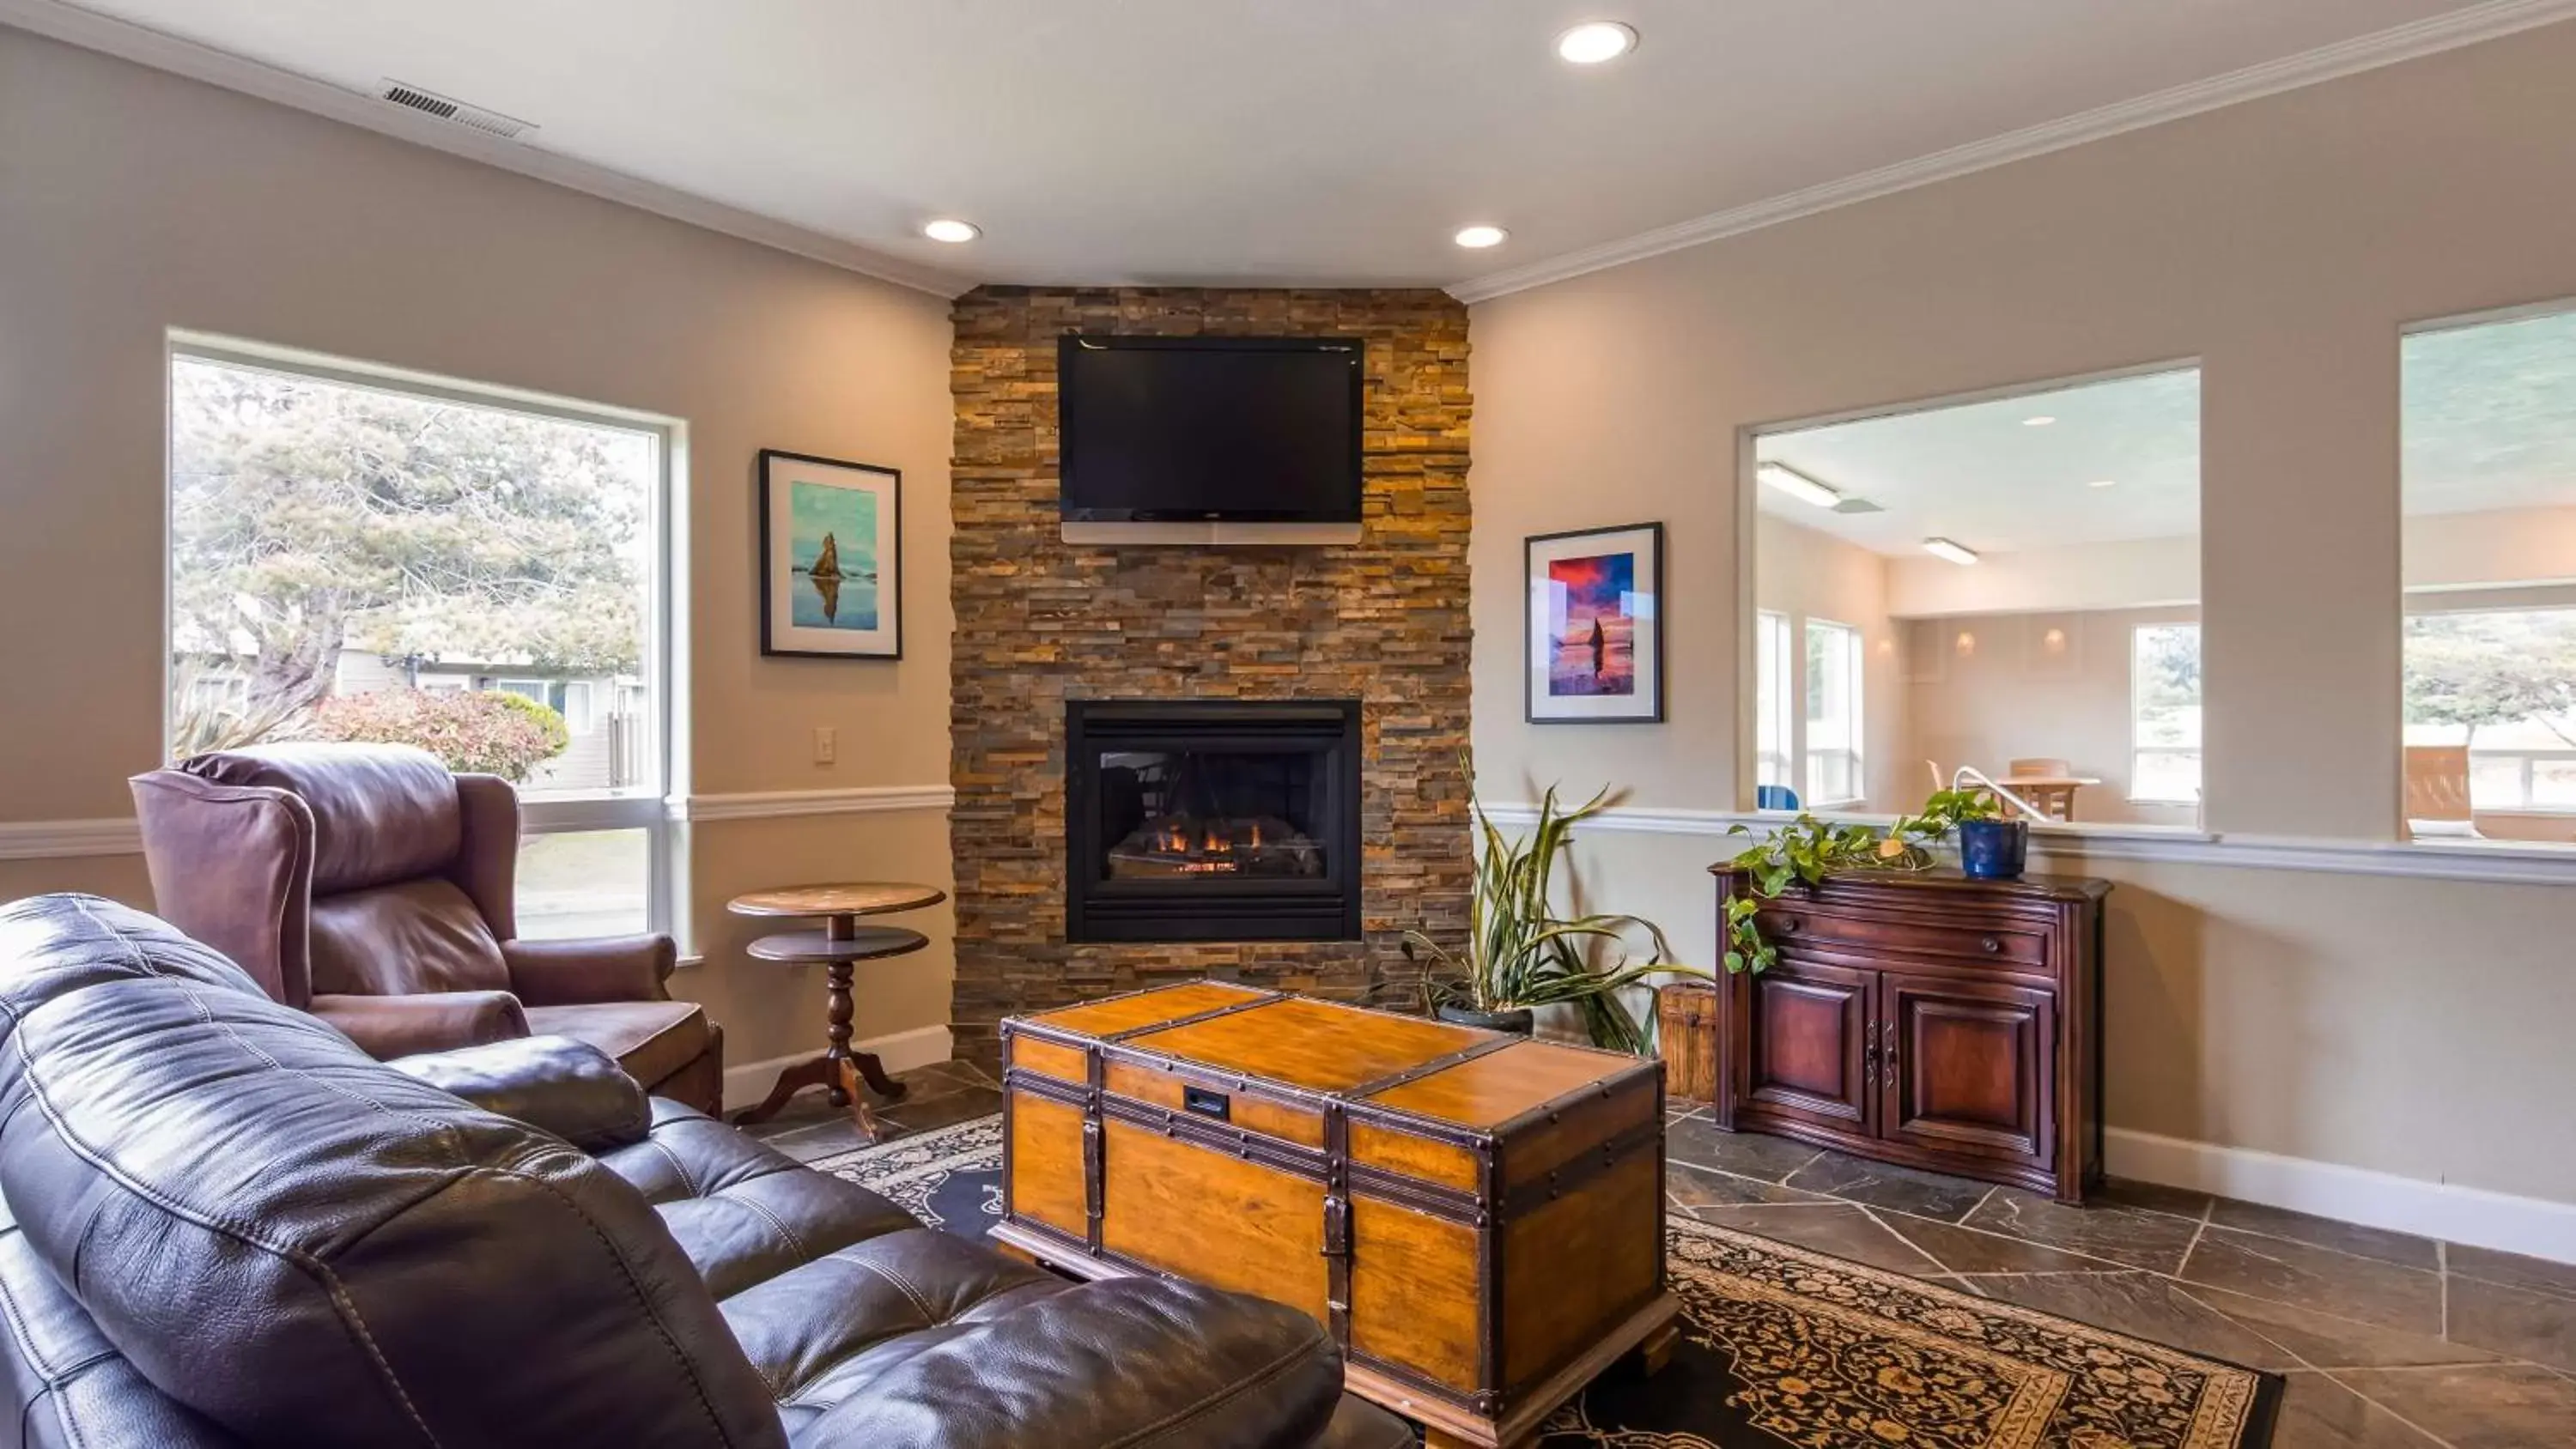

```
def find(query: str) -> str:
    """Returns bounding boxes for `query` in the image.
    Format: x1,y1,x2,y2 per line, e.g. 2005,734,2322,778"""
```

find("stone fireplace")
1066,700,1363,943
948,286,1473,1070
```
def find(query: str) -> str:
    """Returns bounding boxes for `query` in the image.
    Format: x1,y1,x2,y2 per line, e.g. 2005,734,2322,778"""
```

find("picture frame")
1524,522,1664,724
759,449,902,659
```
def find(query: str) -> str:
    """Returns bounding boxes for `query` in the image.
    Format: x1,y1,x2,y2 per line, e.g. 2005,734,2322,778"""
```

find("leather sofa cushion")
0,896,787,1449
309,878,511,996
182,743,461,895
389,1035,652,1152
528,999,712,1090
598,1102,1350,1449
601,1101,921,1299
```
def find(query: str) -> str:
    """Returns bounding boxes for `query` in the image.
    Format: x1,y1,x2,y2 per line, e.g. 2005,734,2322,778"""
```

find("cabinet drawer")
1757,906,2048,968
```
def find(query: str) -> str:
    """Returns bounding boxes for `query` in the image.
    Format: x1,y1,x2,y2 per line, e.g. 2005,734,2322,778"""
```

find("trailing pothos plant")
1400,779,1699,1055
1721,787,2001,974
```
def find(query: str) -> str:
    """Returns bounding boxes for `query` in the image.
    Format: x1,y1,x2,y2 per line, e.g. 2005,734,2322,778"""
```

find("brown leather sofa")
0,894,1415,1449
131,742,721,1111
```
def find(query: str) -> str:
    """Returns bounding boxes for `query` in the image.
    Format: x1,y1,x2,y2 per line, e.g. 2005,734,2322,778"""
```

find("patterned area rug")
816,1117,2278,1448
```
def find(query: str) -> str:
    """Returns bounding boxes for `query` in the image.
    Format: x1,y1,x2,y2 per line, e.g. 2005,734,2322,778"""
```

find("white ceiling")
1756,369,2203,556
16,0,2548,294
1758,304,2576,558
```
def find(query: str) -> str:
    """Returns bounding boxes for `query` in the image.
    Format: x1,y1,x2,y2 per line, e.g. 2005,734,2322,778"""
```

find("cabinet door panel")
1881,973,2051,1167
1744,961,1872,1131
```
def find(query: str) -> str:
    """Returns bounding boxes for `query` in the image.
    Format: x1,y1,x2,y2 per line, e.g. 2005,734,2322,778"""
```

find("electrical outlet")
812,726,836,766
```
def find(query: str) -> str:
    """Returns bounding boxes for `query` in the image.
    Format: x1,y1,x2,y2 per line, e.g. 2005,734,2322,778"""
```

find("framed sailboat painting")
1524,521,1663,723
760,450,903,658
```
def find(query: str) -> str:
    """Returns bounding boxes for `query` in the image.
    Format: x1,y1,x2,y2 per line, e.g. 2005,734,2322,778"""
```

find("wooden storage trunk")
994,983,1676,1449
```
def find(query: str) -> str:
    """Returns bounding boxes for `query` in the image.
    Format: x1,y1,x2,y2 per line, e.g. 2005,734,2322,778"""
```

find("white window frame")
1803,616,1865,808
1755,610,1794,790
2129,622,2202,804
165,333,683,937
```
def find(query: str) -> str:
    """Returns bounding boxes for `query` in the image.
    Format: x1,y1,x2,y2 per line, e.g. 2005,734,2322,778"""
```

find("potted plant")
1722,786,2002,973
1400,780,1695,1053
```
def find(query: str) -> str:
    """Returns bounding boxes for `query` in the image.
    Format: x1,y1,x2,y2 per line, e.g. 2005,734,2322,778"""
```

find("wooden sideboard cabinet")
1706,866,2111,1203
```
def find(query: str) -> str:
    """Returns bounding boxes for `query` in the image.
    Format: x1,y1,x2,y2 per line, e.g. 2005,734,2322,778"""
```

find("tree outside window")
168,356,654,793
2131,624,2202,803
167,348,666,938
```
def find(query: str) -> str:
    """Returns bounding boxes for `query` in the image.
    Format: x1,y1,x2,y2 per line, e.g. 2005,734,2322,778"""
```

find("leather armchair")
130,742,722,1112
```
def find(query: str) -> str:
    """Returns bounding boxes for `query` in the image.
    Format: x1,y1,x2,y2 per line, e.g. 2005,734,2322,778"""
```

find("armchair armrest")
310,990,529,1060
389,1035,650,1151
502,934,675,1006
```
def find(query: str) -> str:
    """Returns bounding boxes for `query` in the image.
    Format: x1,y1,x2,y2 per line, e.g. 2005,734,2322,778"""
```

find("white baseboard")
2107,1126,2576,1266
720,1023,954,1109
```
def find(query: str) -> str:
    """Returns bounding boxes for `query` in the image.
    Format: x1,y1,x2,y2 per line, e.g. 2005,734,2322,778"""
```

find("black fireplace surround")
1066,700,1363,943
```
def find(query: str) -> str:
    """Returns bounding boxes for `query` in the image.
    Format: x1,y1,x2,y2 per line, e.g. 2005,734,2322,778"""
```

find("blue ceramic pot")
1958,818,2029,880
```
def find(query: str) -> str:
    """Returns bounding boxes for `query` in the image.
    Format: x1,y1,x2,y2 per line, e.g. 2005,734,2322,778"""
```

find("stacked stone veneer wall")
947,286,1473,1066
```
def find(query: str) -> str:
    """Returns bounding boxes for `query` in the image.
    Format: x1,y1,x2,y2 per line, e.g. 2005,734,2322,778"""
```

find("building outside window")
2131,623,2202,803
1804,618,1863,804
1756,610,1794,790
167,343,671,938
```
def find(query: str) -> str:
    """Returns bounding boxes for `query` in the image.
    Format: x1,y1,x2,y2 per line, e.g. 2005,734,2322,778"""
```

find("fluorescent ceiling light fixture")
1756,463,1841,509
2087,478,2118,488
922,218,981,243
2021,415,2057,427
1923,537,1980,566
1454,225,1509,249
1555,21,1638,64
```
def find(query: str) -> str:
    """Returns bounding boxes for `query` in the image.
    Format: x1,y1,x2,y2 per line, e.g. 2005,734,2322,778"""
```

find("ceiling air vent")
1832,498,1886,515
375,80,536,141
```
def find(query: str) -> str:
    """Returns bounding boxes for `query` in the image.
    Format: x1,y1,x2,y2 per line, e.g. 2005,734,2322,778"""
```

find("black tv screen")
1058,336,1363,522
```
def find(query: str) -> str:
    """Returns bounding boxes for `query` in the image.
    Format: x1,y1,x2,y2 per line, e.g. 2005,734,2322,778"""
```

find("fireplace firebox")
1066,700,1362,943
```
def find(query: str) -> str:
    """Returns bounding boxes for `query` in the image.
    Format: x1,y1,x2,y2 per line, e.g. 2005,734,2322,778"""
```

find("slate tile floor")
745,1075,2576,1446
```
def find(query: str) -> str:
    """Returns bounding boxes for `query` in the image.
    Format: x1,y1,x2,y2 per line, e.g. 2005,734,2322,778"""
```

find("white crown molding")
2107,1126,2576,1266
0,818,143,861
673,784,956,823
0,0,971,300
1449,0,2576,305
1479,802,2576,885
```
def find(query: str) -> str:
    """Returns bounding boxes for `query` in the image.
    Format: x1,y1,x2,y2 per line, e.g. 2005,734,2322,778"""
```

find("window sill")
1484,801,2576,884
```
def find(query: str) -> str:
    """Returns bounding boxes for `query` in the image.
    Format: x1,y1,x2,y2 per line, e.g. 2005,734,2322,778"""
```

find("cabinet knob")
1778,917,1801,934
1981,936,2003,954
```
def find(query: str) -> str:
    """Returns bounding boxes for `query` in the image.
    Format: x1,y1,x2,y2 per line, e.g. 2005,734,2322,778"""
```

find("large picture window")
2130,624,2202,804
167,342,673,937
1804,618,1864,805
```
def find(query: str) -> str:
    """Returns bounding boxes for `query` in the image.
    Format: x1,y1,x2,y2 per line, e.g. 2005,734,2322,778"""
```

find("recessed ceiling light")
2087,478,2118,488
1923,537,1981,566
1555,21,1638,64
2021,415,2057,427
1454,225,1509,249
922,218,980,243
1757,463,1841,509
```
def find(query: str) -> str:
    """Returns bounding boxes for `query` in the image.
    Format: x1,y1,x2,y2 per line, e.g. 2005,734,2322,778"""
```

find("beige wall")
1904,607,2202,828
1471,23,2576,1206
0,28,959,1076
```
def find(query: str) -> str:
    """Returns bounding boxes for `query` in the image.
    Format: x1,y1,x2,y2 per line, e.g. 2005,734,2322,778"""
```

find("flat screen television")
1058,335,1363,523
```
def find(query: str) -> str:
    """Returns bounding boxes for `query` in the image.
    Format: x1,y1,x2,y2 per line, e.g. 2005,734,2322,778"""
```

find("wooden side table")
727,882,945,1142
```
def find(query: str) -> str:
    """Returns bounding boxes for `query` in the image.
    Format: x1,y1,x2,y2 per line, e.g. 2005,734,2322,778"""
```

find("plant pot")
1958,818,2029,880
1436,1003,1534,1034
